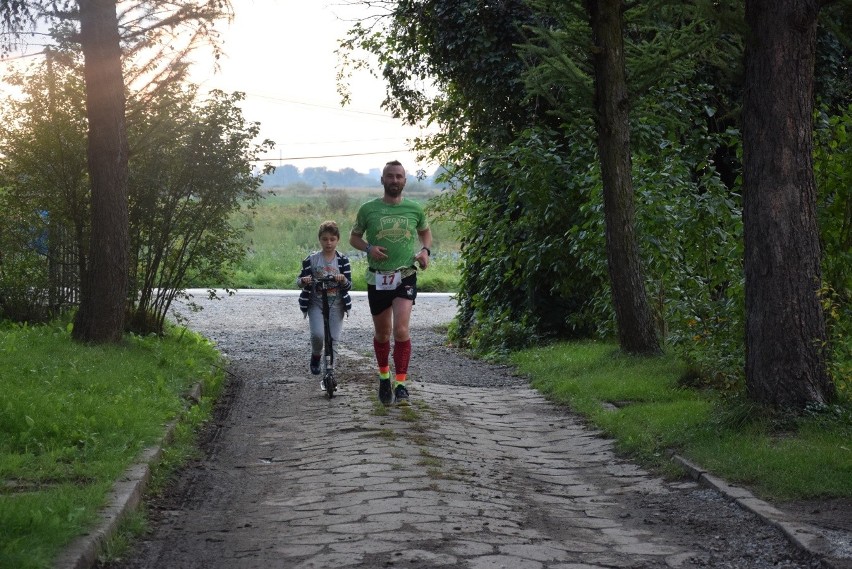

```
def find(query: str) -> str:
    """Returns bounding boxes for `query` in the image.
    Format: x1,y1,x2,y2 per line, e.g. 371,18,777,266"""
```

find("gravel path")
97,290,846,569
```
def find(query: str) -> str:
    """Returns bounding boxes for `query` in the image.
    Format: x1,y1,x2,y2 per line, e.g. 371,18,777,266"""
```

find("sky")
190,0,433,176
0,1,432,176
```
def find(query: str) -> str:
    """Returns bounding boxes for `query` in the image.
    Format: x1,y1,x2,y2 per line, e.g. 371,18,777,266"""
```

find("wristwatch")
420,246,431,256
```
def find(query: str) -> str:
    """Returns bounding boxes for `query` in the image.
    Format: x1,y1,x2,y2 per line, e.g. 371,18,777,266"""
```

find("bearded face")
381,164,406,198
383,182,403,198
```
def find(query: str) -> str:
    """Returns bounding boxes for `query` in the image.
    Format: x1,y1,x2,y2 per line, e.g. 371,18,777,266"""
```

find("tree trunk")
586,0,660,355
72,0,129,343
742,0,835,408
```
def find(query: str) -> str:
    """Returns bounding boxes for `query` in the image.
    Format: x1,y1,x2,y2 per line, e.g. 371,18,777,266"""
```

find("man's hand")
415,248,429,270
370,245,389,261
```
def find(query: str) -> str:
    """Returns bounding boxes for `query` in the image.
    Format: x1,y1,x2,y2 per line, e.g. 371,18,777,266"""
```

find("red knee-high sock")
393,339,412,383
374,338,391,378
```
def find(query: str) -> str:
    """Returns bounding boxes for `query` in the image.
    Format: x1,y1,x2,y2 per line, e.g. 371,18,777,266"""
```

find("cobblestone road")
99,291,828,569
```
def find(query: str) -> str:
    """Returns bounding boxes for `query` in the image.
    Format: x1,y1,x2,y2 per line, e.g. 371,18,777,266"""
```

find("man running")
350,160,432,405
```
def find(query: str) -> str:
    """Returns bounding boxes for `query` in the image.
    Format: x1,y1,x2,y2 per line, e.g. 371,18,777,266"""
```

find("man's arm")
350,229,386,261
418,227,433,250
414,227,433,269
349,229,367,251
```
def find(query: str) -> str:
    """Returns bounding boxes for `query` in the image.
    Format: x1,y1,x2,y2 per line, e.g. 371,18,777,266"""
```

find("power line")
252,149,411,162
241,91,395,119
284,136,407,146
0,49,46,62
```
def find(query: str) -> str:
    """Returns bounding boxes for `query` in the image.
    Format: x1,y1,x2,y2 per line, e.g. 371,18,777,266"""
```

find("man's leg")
372,307,393,378
390,298,414,399
372,307,394,404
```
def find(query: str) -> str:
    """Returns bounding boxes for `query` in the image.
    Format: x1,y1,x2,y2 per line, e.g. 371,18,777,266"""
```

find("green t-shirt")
352,197,429,284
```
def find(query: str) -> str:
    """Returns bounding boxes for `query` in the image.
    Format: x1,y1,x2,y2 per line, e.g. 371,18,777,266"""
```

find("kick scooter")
315,275,338,399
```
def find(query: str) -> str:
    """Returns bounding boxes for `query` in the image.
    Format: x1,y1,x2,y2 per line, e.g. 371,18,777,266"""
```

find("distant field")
209,186,461,291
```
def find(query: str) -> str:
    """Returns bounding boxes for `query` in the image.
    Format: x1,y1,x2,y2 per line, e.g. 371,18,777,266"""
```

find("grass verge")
512,340,852,501
221,191,461,291
0,320,224,569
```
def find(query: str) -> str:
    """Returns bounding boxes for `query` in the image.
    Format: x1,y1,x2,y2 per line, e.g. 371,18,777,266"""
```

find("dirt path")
99,291,841,569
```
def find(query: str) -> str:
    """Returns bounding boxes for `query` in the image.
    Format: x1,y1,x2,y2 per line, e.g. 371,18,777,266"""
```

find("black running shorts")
367,273,418,316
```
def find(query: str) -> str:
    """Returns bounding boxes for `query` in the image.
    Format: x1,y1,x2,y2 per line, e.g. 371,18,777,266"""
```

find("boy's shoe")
310,355,321,375
394,384,409,403
378,378,393,405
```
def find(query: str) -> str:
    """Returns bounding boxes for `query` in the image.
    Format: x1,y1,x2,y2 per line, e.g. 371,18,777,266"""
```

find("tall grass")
218,188,461,291
0,321,224,569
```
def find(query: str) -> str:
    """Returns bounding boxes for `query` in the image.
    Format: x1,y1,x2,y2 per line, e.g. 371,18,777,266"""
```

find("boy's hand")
300,276,312,286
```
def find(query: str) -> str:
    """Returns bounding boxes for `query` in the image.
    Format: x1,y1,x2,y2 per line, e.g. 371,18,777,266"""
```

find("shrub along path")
95,291,846,569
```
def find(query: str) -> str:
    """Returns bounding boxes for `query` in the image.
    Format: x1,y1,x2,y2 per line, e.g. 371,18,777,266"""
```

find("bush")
325,189,351,213
437,127,604,354
127,89,268,335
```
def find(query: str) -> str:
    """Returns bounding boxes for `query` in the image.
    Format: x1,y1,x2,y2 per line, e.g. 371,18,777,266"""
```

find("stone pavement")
63,366,844,569
164,377,703,569
58,292,847,569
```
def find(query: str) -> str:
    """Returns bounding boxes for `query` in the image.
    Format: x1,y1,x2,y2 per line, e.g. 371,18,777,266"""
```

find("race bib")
375,271,402,291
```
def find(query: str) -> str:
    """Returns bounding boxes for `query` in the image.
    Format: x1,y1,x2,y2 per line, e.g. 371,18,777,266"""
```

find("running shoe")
394,383,409,403
379,378,393,405
310,355,321,375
